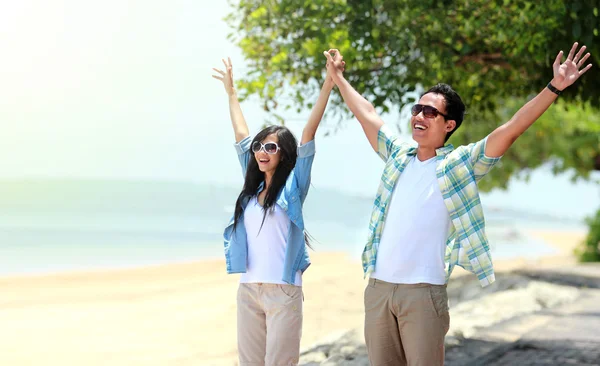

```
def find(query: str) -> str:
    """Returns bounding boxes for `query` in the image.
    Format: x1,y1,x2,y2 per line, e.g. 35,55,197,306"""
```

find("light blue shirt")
223,135,315,284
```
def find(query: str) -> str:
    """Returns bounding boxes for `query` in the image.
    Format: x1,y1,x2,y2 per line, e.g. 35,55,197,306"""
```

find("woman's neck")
264,171,274,190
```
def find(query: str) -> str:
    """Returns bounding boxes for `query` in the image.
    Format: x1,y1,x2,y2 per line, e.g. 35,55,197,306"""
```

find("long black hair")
233,126,313,249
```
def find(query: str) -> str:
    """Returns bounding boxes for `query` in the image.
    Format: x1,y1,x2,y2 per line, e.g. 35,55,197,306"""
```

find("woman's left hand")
324,52,345,88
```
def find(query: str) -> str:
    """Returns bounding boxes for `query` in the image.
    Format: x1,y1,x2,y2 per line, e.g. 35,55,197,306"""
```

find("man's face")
411,93,456,148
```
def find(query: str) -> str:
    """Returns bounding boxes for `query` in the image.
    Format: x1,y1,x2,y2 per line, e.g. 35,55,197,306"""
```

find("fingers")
579,63,593,76
327,49,343,61
577,52,591,68
222,58,230,70
212,68,225,75
573,45,586,64
228,57,232,68
324,49,346,73
212,75,224,81
566,42,578,61
329,49,339,61
323,50,334,63
553,50,563,69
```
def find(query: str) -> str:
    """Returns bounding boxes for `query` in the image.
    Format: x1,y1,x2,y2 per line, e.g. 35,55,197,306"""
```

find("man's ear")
445,119,456,133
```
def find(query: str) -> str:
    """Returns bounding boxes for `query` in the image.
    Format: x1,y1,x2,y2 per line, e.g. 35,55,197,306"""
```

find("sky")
0,0,598,219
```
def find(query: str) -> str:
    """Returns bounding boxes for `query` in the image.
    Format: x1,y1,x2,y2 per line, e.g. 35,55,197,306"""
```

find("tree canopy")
226,0,599,189
227,0,600,260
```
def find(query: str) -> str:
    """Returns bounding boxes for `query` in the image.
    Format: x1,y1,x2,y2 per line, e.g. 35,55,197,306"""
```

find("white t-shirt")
371,156,451,285
240,196,302,286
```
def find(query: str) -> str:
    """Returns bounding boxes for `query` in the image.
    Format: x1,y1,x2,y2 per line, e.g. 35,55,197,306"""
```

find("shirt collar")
407,144,454,157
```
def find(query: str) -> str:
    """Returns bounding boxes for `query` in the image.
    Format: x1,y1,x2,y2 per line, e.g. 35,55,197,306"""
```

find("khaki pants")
364,278,450,366
237,283,303,366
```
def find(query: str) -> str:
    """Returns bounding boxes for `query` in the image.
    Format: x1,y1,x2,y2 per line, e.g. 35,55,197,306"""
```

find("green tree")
577,207,600,261
226,0,600,259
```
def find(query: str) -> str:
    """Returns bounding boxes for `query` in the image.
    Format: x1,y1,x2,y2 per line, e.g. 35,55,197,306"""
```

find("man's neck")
416,146,439,161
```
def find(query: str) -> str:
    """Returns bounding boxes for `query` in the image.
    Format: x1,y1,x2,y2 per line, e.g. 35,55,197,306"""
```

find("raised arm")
300,70,337,144
485,42,592,158
212,57,250,143
324,49,385,152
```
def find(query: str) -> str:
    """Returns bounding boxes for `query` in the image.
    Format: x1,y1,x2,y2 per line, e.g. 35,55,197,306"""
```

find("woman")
212,56,343,365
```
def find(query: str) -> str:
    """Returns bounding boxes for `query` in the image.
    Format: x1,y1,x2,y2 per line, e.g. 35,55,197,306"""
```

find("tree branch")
456,52,511,69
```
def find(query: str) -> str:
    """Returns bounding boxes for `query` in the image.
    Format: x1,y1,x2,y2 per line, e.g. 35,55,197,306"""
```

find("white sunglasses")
251,141,280,154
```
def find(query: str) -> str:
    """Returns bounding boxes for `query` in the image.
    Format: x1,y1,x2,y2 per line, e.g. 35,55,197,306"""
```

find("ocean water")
0,180,587,276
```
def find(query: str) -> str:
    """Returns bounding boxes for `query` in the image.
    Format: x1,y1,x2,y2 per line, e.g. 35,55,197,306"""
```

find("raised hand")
323,49,346,85
551,42,592,91
212,57,236,96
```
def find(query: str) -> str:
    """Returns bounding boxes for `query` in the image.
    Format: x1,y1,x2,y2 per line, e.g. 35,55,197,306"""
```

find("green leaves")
228,0,600,262
227,0,600,186
576,207,600,262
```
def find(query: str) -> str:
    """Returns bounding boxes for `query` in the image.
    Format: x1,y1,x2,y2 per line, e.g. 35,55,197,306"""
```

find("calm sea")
0,180,586,276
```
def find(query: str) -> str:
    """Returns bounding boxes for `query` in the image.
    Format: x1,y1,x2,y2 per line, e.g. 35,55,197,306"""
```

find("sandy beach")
0,229,587,366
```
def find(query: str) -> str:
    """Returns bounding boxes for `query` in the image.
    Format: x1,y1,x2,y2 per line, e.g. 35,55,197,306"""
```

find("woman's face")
252,133,281,174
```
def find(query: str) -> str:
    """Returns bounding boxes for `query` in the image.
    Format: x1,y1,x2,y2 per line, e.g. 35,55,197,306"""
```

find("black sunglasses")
252,141,280,154
411,104,449,119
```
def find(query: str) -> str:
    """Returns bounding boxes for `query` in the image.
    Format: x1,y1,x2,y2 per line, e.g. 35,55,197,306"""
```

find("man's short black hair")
421,83,465,142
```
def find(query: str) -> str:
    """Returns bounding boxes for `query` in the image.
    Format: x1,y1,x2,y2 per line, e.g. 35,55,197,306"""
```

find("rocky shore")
299,265,600,366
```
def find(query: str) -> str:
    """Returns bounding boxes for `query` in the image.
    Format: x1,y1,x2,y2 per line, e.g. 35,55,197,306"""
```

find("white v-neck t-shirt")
239,196,301,285
371,156,451,285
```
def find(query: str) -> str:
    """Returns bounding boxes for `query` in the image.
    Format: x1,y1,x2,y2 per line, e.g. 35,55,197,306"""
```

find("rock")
299,351,327,364
321,354,370,366
340,345,356,358
300,329,369,365
448,281,579,338
300,272,588,365
445,335,463,348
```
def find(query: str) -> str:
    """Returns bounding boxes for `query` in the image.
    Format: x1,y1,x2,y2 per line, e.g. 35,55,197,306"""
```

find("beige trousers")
237,283,303,366
364,278,450,366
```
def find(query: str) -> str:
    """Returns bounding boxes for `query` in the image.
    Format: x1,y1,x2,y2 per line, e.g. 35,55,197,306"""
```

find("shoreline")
0,227,587,280
0,228,588,366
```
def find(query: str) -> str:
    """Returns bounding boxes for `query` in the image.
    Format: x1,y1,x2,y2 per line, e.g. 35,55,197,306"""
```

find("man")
323,42,591,365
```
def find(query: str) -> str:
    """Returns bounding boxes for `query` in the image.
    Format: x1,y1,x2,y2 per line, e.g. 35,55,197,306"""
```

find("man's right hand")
323,49,345,85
